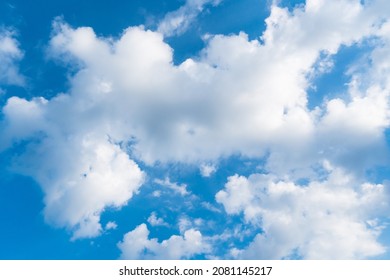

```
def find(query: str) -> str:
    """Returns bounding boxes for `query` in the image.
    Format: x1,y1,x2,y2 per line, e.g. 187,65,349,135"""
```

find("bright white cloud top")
118,223,209,259
1,0,390,259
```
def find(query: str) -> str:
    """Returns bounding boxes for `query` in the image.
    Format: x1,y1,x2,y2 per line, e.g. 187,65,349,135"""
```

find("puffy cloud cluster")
118,223,209,259
216,164,389,259
0,30,24,87
36,0,389,172
1,81,145,240
1,0,390,258
5,110,145,239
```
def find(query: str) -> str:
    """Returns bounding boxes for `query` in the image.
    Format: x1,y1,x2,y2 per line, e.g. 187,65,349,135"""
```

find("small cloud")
157,0,222,37
118,223,210,259
152,190,161,197
154,177,189,196
201,201,221,213
200,163,217,177
147,212,169,227
178,216,204,234
105,221,118,231
0,29,25,86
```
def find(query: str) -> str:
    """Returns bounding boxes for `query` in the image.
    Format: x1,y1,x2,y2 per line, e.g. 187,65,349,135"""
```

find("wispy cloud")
0,29,25,87
147,212,169,227
157,0,222,37
154,178,189,196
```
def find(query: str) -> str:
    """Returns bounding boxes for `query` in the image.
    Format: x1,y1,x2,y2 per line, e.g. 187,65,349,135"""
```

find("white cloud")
1,95,145,239
105,221,118,231
118,223,209,259
147,212,168,227
178,216,193,233
216,166,389,259
41,0,390,172
157,0,222,37
200,163,216,177
0,96,48,150
154,178,189,196
27,135,145,240
0,29,24,86
2,0,390,244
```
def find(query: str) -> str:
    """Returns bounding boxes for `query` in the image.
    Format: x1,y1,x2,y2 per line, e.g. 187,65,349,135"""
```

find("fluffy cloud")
1,0,390,245
0,96,47,149
44,0,390,172
1,96,145,239
118,223,209,259
15,128,144,239
147,212,169,227
105,221,118,231
200,163,217,177
0,30,24,86
216,164,389,259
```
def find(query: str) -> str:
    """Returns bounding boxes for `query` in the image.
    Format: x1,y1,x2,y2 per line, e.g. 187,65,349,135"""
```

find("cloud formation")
41,0,389,172
0,30,24,86
157,0,222,37
1,0,390,259
216,164,389,259
118,223,209,259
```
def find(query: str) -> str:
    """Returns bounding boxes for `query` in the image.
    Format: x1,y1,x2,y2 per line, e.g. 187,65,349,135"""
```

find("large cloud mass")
1,0,390,257
40,0,390,170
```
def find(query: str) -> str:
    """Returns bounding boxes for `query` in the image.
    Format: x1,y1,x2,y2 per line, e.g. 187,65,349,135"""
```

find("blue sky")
1,0,390,260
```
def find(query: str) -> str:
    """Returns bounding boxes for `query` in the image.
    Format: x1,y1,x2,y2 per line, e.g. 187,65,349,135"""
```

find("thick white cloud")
15,129,144,239
43,0,390,171
0,30,24,86
1,96,144,239
1,0,390,245
118,223,209,259
216,164,389,259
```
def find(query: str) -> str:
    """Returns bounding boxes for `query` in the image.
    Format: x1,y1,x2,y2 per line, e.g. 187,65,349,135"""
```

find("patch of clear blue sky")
306,43,375,110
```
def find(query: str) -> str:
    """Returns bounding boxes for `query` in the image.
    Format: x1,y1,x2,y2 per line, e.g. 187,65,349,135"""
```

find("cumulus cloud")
26,133,144,240
0,29,24,86
1,96,145,239
118,223,209,259
1,0,390,246
0,96,47,149
42,0,390,172
216,164,389,259
157,0,222,37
